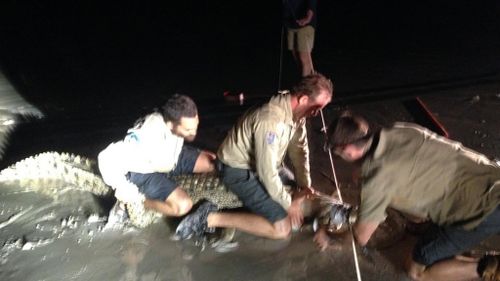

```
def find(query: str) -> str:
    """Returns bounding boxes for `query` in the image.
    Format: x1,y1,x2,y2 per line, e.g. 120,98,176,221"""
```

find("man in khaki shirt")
176,73,333,240
326,112,500,281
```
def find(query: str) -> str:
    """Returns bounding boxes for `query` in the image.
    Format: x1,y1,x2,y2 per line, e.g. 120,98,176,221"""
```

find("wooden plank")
403,97,449,137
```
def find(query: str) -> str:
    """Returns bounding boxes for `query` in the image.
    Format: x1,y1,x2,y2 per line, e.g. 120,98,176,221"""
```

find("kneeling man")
326,112,500,281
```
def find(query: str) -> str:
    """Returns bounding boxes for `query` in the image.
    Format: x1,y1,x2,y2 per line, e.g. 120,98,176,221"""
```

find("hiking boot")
209,228,239,253
481,255,500,281
212,239,239,253
175,201,218,240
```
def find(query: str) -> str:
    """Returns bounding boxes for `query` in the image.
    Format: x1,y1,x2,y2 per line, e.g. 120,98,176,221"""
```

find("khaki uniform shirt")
217,94,312,209
359,122,500,230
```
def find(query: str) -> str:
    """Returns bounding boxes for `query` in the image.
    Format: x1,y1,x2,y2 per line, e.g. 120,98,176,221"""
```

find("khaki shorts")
287,25,315,52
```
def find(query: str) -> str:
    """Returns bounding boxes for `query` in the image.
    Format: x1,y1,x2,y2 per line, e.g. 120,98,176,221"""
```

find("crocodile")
0,151,242,228
0,151,411,250
0,152,354,230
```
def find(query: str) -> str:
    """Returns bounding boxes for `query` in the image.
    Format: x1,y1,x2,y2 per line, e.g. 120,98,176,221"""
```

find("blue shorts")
217,161,295,223
126,146,200,201
412,206,500,266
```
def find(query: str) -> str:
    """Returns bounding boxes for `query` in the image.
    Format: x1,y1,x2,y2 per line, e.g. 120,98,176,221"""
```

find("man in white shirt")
98,94,215,221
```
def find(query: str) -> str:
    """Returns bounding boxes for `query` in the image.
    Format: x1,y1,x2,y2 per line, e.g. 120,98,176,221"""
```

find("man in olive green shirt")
326,112,500,281
176,73,333,240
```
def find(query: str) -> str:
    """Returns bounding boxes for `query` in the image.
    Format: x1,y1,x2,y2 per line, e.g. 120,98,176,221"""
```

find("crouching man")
175,73,334,240
324,111,500,281
98,94,216,223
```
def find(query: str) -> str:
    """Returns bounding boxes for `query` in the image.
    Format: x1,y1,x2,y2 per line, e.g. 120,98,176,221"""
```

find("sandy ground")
1,82,499,280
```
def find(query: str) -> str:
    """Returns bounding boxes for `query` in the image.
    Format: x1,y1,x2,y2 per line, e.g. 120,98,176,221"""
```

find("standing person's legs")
292,26,315,77
406,206,500,281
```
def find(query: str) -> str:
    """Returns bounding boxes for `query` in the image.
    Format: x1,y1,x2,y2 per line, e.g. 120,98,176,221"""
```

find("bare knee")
406,261,428,281
164,188,193,216
175,198,193,216
272,228,291,240
408,271,436,281
408,270,424,281
271,219,292,240
163,197,192,217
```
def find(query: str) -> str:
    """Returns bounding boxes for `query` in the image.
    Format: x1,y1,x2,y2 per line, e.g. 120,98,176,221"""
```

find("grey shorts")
126,145,200,201
412,206,500,266
217,161,294,223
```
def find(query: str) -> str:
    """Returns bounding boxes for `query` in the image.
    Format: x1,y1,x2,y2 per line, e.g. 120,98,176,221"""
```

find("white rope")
319,109,362,281
319,109,342,202
278,25,285,92
349,225,363,281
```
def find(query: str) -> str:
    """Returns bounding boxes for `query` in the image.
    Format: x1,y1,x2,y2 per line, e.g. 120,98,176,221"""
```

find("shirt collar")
372,129,387,160
270,93,295,126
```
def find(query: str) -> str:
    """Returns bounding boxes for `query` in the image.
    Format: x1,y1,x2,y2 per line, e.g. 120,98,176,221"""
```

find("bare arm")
313,227,332,251
193,150,216,173
353,221,379,246
296,9,314,26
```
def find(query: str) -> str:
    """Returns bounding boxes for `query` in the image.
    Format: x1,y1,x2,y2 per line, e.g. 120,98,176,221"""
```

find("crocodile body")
0,152,242,228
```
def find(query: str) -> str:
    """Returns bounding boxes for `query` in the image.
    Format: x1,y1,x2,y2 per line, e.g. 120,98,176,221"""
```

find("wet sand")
1,86,499,280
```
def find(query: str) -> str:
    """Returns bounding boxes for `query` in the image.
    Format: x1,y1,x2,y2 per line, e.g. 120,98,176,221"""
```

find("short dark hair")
327,111,372,149
161,94,198,123
291,73,334,100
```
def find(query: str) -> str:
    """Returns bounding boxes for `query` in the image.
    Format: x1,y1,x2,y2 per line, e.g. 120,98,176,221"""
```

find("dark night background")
0,0,499,166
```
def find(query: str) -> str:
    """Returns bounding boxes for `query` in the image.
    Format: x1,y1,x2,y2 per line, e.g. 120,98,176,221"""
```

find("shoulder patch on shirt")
266,131,277,144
